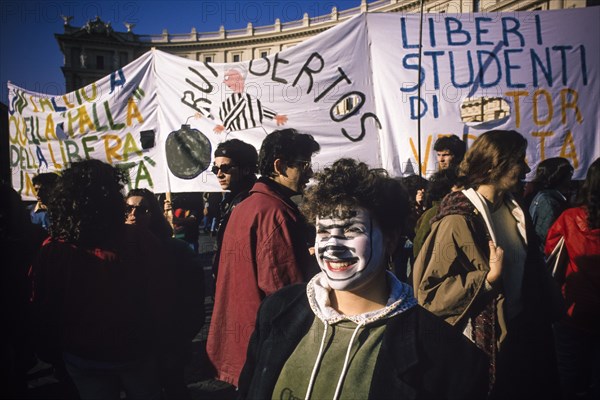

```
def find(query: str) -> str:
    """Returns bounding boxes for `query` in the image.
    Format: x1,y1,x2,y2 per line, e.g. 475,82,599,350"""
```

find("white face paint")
315,207,385,291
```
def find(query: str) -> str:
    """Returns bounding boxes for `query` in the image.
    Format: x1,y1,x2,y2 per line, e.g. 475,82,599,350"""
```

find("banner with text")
8,7,599,199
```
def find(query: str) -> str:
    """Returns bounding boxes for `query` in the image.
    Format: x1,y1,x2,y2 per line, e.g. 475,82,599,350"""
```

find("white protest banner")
370,7,599,178
7,7,599,199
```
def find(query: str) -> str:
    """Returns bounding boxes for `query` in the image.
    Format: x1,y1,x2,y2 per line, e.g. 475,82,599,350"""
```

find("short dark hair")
578,157,600,229
401,174,428,195
32,172,59,187
301,158,409,238
458,130,527,188
532,157,573,190
214,139,258,175
126,188,173,240
434,135,466,163
424,168,459,208
258,129,320,177
32,172,60,203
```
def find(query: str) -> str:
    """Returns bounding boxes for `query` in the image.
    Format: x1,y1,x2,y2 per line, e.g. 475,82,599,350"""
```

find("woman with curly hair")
546,157,600,400
238,158,488,400
412,130,563,399
30,160,174,400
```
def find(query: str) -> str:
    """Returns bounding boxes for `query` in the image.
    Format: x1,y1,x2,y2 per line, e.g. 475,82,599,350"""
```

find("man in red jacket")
207,129,320,388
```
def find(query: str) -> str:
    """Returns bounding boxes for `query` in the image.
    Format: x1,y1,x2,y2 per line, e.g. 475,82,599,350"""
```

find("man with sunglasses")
210,139,258,279
207,129,320,389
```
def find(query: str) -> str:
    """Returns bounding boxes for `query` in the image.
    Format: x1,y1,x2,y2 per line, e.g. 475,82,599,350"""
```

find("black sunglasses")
211,163,236,175
125,204,149,215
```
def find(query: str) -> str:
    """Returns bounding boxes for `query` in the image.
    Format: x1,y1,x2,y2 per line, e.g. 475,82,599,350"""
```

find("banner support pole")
416,0,425,177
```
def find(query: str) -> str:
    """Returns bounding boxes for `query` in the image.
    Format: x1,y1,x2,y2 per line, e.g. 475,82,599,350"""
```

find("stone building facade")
56,0,589,92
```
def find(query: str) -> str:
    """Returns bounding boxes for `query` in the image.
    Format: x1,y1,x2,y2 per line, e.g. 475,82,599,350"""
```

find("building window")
473,0,480,12
233,54,240,62
260,51,268,58
96,55,104,70
205,56,212,63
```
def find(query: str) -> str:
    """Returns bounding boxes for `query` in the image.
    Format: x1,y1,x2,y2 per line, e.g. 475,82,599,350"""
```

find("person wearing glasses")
125,189,205,400
207,129,320,389
210,139,258,279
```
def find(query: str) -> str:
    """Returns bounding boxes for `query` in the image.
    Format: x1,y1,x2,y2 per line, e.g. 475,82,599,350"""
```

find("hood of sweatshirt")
302,271,417,400
306,270,418,326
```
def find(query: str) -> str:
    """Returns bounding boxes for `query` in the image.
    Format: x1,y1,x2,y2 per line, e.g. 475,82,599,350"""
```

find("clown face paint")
315,207,385,291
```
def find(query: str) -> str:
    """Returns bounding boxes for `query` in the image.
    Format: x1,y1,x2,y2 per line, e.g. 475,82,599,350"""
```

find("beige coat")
411,189,529,345
412,189,564,398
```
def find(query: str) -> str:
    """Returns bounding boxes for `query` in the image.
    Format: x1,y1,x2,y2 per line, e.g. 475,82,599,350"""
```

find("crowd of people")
1,128,599,400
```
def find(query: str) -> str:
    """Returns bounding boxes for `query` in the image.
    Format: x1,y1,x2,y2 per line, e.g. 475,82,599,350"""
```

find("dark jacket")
239,284,489,400
529,189,568,252
211,176,256,278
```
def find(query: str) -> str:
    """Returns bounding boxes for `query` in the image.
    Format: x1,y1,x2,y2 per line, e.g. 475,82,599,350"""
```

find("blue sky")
0,0,361,103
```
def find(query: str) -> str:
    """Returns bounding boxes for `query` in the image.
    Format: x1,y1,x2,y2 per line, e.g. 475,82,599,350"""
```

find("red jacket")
206,178,317,386
546,207,600,333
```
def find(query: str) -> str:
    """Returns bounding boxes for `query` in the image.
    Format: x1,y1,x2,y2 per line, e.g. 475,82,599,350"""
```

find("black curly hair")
434,134,466,163
48,159,127,247
423,168,459,208
578,157,600,229
531,157,573,190
258,129,320,177
126,188,173,241
301,158,409,238
214,139,258,175
31,172,60,204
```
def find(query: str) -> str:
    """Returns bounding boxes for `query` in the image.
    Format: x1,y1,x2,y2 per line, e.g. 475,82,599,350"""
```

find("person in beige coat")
413,130,563,400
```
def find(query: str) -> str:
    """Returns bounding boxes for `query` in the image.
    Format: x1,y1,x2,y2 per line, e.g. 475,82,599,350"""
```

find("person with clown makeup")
238,158,488,400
